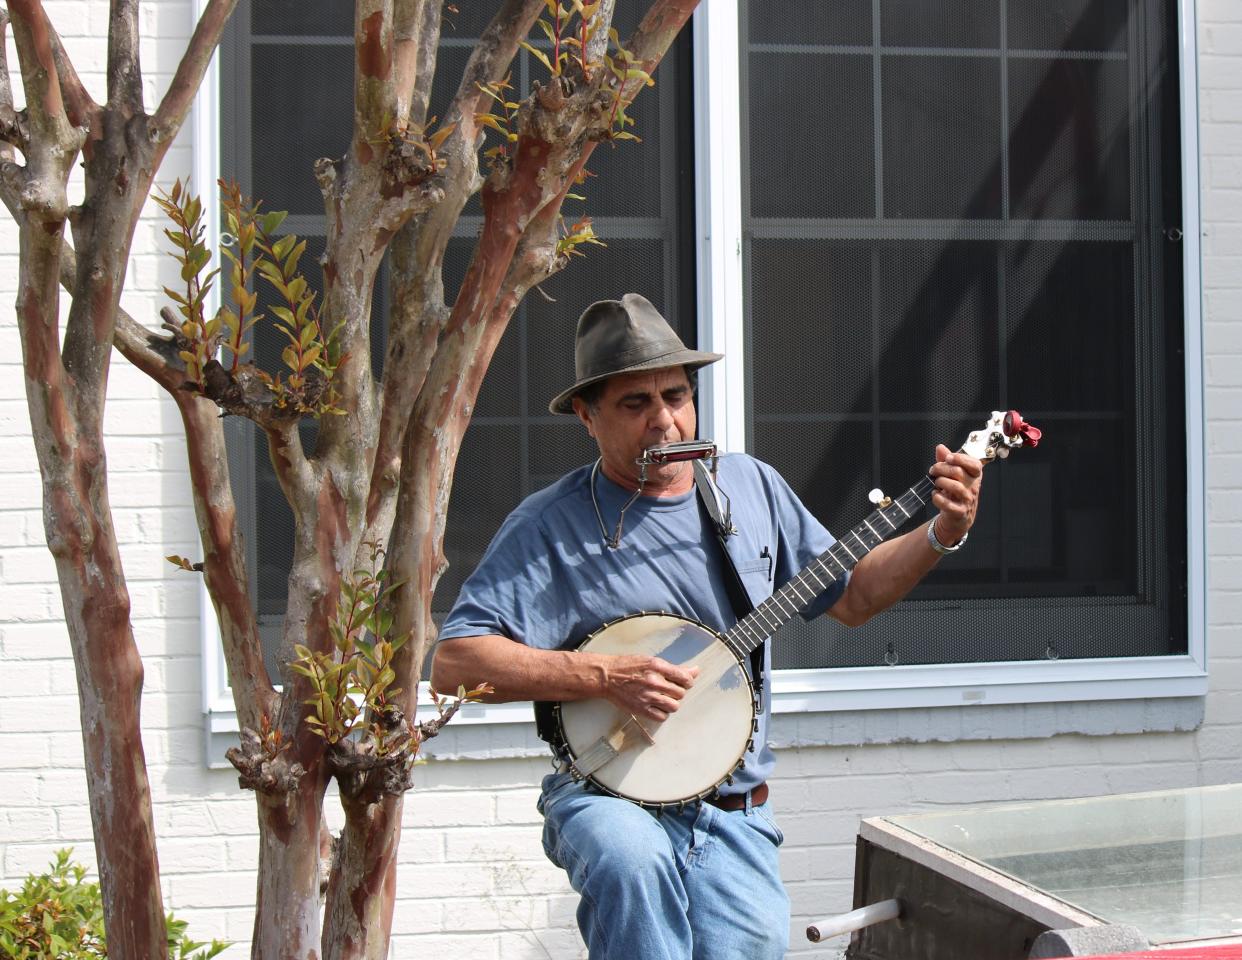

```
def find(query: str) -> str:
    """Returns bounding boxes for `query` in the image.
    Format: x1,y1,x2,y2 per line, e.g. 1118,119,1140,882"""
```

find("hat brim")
548,349,723,415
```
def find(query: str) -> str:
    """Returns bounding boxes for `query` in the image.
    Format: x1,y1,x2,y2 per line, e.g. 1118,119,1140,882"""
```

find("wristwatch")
926,518,968,555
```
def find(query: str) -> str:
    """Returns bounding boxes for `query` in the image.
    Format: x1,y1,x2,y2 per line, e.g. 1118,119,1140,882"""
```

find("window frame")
197,1,1207,741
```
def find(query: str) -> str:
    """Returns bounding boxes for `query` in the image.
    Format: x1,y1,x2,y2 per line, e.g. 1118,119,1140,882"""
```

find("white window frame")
197,0,1207,746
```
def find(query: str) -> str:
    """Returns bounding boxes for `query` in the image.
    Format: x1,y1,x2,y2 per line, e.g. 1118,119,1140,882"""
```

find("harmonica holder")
591,440,720,549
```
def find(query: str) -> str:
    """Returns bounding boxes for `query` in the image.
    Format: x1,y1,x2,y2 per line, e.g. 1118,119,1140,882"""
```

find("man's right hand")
602,655,699,723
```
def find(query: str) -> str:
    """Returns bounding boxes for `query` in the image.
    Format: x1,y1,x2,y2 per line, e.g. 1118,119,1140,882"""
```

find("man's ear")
571,395,595,438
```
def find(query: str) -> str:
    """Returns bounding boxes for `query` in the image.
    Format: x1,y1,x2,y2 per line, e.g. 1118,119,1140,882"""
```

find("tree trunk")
53,519,168,959
252,771,328,959
322,796,404,960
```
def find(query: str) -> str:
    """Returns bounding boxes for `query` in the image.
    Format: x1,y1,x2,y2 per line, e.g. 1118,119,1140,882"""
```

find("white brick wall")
1,3,1241,959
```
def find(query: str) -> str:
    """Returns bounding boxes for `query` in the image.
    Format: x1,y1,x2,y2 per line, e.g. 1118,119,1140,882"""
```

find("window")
739,0,1190,670
201,1,1204,730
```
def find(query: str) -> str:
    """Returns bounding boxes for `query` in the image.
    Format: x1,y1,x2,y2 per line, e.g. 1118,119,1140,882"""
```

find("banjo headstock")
960,409,1042,463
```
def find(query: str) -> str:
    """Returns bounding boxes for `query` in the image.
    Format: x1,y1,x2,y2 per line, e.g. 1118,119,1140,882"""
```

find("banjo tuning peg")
868,488,892,509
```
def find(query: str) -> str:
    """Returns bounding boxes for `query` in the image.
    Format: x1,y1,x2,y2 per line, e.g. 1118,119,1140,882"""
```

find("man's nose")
650,404,675,431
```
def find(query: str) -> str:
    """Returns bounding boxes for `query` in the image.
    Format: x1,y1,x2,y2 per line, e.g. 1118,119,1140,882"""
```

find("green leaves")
475,75,522,159
556,215,606,259
157,179,344,418
292,542,411,746
0,849,228,959
154,179,219,389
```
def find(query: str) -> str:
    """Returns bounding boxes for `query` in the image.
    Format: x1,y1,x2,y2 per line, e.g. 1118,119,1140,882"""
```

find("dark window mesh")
742,0,1185,668
220,0,1184,677
220,3,695,671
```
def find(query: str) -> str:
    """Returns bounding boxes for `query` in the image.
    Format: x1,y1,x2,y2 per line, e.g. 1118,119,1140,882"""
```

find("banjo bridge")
568,715,654,780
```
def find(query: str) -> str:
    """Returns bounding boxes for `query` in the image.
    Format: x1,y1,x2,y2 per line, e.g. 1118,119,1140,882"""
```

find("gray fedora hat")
548,293,723,414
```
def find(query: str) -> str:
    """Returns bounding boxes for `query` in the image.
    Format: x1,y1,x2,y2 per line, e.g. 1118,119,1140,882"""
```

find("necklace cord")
590,458,646,549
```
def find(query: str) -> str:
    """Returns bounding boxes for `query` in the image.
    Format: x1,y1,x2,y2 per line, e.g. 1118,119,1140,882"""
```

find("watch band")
927,518,968,555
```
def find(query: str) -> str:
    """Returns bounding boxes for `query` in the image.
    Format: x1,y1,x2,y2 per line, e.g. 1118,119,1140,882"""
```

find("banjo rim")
552,610,760,809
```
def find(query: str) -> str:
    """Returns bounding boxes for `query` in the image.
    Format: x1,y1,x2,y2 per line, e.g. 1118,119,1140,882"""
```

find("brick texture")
1,4,1240,960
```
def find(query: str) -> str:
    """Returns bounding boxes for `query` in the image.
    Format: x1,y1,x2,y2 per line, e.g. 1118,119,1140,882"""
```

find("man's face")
573,366,697,495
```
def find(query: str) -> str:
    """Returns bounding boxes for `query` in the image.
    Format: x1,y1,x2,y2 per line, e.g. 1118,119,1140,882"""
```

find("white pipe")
806,898,902,943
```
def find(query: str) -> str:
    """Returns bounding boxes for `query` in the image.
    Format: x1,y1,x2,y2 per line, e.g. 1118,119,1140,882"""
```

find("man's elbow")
429,642,467,694
828,592,878,628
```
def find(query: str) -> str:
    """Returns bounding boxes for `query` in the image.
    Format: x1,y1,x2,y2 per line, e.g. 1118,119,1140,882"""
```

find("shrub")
0,850,228,959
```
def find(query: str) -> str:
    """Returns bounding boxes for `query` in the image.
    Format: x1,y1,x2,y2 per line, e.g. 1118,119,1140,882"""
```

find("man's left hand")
928,443,983,546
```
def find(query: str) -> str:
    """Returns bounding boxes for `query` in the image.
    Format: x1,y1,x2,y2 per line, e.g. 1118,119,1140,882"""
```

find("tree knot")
226,725,306,795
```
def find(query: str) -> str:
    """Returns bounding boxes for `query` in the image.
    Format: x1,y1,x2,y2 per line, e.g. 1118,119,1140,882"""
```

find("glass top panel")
886,784,1242,945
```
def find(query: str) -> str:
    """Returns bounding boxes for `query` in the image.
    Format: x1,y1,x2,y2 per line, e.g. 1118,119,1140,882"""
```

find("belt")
705,781,768,811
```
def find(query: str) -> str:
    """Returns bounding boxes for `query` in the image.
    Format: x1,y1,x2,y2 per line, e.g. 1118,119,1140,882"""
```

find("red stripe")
1071,946,1242,959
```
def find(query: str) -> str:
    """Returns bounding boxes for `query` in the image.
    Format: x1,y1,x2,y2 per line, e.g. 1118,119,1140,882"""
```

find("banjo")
550,410,1042,808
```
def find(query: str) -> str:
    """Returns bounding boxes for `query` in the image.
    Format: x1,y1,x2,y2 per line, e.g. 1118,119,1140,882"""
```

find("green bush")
0,849,228,959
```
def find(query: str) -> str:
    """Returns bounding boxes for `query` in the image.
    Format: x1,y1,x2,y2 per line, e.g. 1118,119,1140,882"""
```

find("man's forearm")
828,520,944,627
431,633,700,721
829,444,983,626
431,634,609,702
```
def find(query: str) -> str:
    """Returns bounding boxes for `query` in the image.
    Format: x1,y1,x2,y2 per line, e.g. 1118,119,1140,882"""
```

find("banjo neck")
722,475,936,660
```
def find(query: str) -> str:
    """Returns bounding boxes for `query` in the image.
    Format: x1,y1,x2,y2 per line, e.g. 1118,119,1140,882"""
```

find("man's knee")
544,794,677,892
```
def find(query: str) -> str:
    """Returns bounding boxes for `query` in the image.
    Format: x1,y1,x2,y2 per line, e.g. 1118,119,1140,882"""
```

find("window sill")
202,656,1207,768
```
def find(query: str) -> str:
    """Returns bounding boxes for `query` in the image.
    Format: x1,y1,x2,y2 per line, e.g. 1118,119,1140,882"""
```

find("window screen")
220,3,696,676
743,0,1187,667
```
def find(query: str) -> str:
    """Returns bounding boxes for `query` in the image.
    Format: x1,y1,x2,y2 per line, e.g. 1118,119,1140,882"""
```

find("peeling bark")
252,772,329,958
322,796,402,960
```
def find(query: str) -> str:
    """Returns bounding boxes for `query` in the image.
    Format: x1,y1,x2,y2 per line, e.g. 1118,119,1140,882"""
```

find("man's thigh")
681,802,790,960
539,773,695,960
539,772,683,878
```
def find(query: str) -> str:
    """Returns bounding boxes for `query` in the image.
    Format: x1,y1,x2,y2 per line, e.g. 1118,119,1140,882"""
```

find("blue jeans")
538,771,790,960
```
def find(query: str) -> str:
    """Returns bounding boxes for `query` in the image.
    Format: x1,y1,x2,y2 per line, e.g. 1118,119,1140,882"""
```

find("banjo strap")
692,460,765,694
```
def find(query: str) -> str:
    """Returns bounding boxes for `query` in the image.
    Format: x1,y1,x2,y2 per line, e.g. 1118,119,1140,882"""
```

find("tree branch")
0,11,27,159
362,227,447,539
392,0,424,127
266,421,316,513
355,0,543,538
444,0,544,137
47,14,98,129
8,0,84,190
21,231,276,730
403,0,440,128
175,392,278,731
353,0,396,153
106,0,143,111
626,0,699,82
8,0,64,126
358,2,548,536
584,0,615,62
151,0,240,140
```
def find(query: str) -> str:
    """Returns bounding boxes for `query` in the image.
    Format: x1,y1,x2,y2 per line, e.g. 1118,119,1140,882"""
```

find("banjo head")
557,613,756,805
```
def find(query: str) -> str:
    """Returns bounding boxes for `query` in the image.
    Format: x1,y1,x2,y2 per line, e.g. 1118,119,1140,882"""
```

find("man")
432,293,982,959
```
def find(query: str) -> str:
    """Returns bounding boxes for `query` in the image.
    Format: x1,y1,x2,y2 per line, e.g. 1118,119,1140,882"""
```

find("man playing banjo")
432,293,983,959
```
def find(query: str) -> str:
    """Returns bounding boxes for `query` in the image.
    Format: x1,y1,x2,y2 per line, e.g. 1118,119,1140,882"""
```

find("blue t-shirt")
439,453,846,793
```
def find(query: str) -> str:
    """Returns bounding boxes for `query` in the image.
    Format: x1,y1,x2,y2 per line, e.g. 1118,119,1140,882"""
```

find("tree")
1,1,698,956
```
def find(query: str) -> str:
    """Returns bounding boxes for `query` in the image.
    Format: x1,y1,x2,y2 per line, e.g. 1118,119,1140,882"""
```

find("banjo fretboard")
721,475,936,661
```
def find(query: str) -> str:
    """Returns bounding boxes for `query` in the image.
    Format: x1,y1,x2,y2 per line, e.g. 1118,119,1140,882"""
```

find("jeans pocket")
751,802,785,847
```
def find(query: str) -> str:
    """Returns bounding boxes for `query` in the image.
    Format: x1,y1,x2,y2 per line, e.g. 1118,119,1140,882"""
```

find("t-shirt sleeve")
437,512,554,647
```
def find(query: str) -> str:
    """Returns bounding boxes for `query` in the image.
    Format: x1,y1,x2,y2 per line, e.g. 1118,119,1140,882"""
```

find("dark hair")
574,367,698,413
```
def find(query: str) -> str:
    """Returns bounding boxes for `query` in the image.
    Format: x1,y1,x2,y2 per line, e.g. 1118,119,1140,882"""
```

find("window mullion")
194,0,229,712
692,3,746,453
